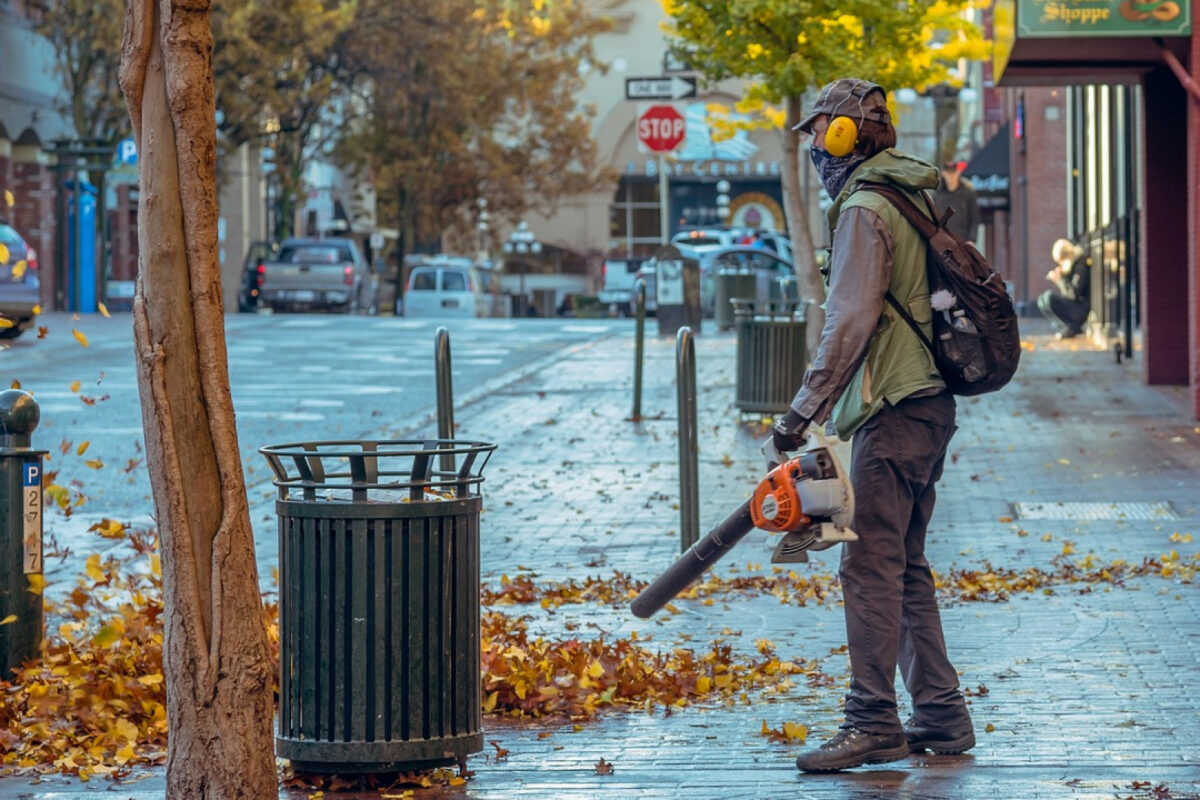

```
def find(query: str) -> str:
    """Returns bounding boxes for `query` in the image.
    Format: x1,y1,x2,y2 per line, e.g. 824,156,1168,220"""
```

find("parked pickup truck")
258,237,375,313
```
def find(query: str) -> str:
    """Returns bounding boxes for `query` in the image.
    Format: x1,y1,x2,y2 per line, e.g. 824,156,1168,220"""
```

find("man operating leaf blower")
632,78,975,773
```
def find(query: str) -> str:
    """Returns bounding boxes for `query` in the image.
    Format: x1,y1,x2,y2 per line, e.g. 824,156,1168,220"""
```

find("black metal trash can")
714,269,757,331
734,300,808,414
260,439,497,773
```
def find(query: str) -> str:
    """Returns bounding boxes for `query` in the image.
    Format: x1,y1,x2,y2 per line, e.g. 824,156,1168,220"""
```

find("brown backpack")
860,183,1021,396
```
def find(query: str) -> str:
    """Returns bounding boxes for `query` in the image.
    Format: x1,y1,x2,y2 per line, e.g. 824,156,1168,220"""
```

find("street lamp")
502,221,541,315
715,179,731,221
476,198,490,263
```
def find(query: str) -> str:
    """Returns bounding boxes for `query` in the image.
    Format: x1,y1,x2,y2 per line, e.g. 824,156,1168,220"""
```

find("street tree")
29,0,127,141
662,0,987,351
212,0,357,239
336,0,610,296
119,0,275,797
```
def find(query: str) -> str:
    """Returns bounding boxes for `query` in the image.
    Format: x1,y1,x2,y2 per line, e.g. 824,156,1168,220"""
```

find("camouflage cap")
793,78,891,134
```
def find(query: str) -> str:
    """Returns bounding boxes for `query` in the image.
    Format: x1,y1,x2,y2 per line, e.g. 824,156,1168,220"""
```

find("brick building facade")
995,1,1199,419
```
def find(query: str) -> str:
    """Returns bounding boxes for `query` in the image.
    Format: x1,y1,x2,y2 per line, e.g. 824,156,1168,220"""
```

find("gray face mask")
810,147,866,199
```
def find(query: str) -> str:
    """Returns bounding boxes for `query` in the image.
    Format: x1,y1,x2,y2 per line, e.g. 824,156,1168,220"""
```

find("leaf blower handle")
768,410,810,468
630,499,756,619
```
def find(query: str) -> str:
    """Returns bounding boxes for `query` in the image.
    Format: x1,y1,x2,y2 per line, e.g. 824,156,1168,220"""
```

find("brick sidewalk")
4,318,1199,799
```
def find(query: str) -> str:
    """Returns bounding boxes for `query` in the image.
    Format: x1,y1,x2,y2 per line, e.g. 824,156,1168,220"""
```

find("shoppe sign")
1017,0,1190,36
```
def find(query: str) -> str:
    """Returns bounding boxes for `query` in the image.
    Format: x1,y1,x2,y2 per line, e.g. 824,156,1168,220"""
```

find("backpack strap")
857,183,940,241
856,182,941,356
884,292,936,354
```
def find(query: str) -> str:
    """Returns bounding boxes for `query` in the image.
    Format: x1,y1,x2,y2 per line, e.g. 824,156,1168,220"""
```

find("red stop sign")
637,105,686,153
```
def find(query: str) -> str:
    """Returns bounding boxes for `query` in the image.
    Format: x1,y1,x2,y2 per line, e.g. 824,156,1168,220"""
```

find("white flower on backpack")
930,289,957,312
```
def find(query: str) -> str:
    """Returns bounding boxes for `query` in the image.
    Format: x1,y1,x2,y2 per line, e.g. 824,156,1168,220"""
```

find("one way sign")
625,76,697,101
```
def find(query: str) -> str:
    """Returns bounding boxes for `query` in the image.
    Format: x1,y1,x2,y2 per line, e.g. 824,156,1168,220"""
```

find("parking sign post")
0,390,46,678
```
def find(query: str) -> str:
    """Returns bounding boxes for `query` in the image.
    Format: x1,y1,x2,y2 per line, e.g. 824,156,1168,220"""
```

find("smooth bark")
782,95,825,356
119,1,275,797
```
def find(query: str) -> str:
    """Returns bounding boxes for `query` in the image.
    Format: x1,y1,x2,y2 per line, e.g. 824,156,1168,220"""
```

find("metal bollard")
0,389,46,679
632,279,646,421
675,327,699,551
435,327,455,475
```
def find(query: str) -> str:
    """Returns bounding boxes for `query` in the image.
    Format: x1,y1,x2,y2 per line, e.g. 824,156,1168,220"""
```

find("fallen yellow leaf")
32,305,40,315
98,301,110,318
85,554,105,583
0,243,8,263
0,318,14,329
114,718,139,742
26,574,45,595
3,190,13,207
0,614,17,625
11,260,26,278
84,459,104,469
72,329,90,348
91,622,123,648
71,381,82,394
783,722,808,742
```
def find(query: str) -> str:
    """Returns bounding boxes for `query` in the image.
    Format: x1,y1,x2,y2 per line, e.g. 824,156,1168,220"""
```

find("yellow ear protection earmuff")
824,116,859,157
822,86,876,157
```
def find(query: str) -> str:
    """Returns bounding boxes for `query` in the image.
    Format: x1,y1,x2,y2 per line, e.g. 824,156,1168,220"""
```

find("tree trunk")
781,95,825,358
119,1,276,798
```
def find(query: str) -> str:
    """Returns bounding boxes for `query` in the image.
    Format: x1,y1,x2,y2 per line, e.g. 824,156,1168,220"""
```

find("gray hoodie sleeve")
789,206,894,425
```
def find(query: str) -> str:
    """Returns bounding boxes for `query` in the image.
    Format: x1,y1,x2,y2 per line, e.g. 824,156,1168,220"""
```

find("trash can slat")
370,519,387,741
350,518,369,743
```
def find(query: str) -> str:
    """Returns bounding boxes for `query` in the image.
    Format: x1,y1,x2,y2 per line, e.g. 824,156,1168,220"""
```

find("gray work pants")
839,391,971,734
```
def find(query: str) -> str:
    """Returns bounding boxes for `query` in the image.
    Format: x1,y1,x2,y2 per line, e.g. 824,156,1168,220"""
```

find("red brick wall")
0,153,11,209
110,183,139,282
8,155,56,309
1007,88,1070,307
1140,68,1190,386
1190,25,1200,419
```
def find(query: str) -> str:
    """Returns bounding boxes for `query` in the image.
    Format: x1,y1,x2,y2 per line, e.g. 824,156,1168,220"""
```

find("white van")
404,260,488,317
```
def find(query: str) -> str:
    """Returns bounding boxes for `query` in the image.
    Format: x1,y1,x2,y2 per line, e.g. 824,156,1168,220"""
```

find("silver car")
0,221,41,339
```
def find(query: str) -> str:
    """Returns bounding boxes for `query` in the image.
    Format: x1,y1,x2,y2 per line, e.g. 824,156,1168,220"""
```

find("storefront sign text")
626,160,782,179
1018,0,1189,36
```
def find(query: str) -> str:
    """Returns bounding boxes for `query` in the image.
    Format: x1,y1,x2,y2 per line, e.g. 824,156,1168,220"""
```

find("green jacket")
822,149,946,437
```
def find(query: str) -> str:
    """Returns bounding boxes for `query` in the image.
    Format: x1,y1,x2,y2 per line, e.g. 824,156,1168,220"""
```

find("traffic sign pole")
659,155,669,245
635,104,686,246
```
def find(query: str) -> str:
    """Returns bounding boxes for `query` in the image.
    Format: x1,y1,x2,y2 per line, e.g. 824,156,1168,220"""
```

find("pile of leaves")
941,550,1200,602
0,527,167,780
480,615,831,718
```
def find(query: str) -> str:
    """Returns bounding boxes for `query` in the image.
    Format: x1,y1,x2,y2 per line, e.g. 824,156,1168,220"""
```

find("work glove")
762,409,809,469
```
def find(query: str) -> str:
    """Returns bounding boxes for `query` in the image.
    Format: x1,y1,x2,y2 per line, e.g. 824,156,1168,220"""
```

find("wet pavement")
3,316,1200,798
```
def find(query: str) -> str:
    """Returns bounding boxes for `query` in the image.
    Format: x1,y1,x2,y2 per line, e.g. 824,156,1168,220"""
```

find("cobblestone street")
4,318,1199,799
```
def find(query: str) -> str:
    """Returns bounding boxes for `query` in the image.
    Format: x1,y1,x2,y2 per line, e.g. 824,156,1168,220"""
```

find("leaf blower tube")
630,499,756,619
630,439,857,620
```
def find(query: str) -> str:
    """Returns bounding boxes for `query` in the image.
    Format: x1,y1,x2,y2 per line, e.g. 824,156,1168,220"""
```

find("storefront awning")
994,0,1191,85
963,125,1011,211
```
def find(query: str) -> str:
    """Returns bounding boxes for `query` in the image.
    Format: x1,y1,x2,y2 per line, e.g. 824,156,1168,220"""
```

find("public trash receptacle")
714,268,757,331
260,438,497,774
734,299,807,414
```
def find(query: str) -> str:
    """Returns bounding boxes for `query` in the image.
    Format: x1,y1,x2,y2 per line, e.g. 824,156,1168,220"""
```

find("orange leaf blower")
630,434,856,619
